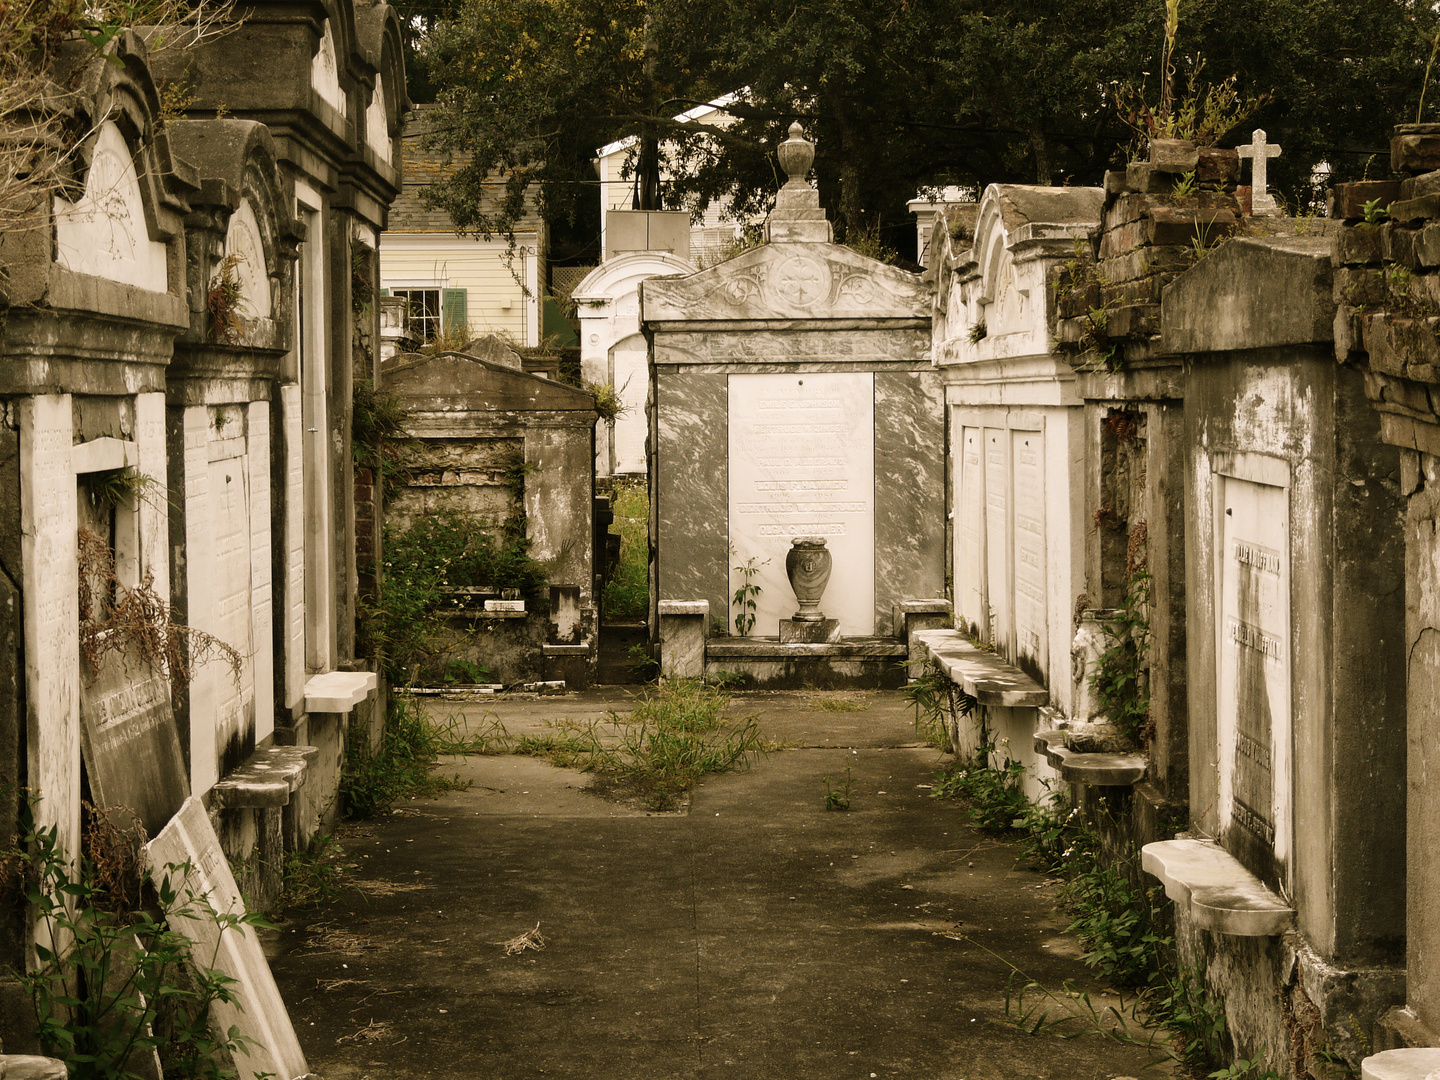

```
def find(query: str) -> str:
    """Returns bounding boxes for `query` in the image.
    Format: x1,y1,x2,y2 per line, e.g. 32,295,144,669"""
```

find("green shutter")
379,287,390,296
442,288,467,336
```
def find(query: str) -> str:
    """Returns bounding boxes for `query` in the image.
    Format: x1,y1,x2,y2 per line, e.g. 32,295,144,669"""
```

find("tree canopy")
408,0,1440,258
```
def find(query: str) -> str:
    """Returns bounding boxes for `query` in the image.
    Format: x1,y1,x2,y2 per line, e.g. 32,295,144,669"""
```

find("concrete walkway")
268,689,1178,1080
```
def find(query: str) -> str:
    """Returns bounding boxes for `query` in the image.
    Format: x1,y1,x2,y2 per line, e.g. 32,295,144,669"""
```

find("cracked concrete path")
267,689,1177,1080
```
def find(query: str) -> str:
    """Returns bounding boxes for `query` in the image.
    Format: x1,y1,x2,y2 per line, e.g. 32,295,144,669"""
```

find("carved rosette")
786,537,833,621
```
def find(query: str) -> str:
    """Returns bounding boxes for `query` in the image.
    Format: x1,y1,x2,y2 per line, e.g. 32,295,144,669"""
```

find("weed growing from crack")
340,695,470,819
823,767,853,811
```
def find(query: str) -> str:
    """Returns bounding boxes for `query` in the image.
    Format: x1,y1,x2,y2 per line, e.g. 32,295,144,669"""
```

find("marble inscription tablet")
1217,475,1291,883
955,426,985,636
728,373,875,635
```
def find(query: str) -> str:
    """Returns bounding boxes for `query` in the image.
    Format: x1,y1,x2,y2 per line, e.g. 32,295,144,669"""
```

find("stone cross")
1237,128,1282,216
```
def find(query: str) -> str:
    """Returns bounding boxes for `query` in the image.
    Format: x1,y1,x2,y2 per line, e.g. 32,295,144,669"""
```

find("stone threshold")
210,744,318,809
1142,837,1294,936
1034,728,1147,786
912,629,1048,707
1361,1048,1440,1079
706,637,907,659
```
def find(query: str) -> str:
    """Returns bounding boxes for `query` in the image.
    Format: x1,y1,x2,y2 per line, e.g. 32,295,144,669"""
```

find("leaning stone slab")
1141,838,1294,937
1360,1047,1440,1080
913,630,1047,707
146,798,311,1080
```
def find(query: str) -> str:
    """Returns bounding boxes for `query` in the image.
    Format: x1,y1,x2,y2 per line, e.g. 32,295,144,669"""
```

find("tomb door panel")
727,373,875,636
1011,428,1046,678
610,334,648,475
1216,474,1291,887
209,458,256,768
984,428,1012,654
955,425,985,637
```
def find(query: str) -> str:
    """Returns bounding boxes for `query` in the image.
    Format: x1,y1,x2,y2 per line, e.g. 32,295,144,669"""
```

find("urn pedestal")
779,537,841,643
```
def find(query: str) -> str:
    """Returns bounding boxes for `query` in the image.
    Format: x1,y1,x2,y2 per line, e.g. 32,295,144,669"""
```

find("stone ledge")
1141,838,1294,937
210,745,319,809
303,670,378,713
1034,728,1147,785
913,630,1048,707
706,637,906,659
896,599,951,615
542,644,590,656
1361,1048,1440,1079
658,600,709,617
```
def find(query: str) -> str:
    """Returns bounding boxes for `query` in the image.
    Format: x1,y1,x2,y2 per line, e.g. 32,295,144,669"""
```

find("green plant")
902,659,968,750
602,480,648,620
1361,198,1391,227
83,466,152,511
340,695,469,819
843,219,899,264
207,252,246,345
968,320,987,345
1172,170,1198,199
440,659,490,685
930,746,1029,832
1210,1056,1282,1080
1115,52,1269,150
626,641,660,681
823,767,853,811
1088,568,1152,743
731,554,765,637
584,381,629,425
12,801,273,1079
276,835,350,910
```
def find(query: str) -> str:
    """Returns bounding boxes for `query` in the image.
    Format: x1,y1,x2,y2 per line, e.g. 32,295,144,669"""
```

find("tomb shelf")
1141,838,1295,937
1360,1048,1440,1080
1033,728,1147,786
705,637,907,659
302,670,377,713
210,745,319,809
912,630,1048,707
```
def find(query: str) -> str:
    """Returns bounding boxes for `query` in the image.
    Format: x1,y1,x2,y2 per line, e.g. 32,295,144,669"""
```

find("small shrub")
824,767,853,810
340,696,469,819
602,480,648,620
931,747,1029,832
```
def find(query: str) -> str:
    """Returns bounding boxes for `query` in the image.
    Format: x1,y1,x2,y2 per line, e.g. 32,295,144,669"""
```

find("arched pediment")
641,242,928,323
573,250,696,307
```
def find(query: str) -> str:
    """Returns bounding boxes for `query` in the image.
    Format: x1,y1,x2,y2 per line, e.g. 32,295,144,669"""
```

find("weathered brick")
1383,224,1421,270
1149,138,1198,174
1146,207,1237,247
1416,223,1440,268
1196,147,1240,185
1393,128,1440,175
1386,193,1440,224
1334,266,1389,307
1107,303,1160,338
1330,180,1402,220
1335,226,1385,266
1125,162,1172,195
1401,171,1440,200
1104,170,1127,197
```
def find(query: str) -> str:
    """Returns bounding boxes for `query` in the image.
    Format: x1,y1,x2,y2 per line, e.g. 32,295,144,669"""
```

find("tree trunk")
637,10,662,210
834,100,862,240
1030,126,1052,186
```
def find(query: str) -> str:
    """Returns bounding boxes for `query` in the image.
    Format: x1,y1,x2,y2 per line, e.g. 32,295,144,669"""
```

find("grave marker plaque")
727,372,874,635
984,429,1010,648
146,798,310,1080
1012,428,1047,670
78,648,188,839
1216,475,1291,883
956,427,985,633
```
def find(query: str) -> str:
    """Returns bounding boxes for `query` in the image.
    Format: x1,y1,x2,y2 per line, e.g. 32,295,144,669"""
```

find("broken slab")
1142,838,1294,937
1033,729,1147,786
301,670,376,713
146,798,311,1080
0,1056,68,1079
913,630,1048,707
1361,1048,1440,1079
209,744,318,809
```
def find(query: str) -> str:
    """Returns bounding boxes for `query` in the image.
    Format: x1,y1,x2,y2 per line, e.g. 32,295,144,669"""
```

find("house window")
392,287,441,341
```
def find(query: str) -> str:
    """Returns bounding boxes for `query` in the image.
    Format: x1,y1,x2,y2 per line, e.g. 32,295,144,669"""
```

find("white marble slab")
146,798,310,1080
727,372,875,636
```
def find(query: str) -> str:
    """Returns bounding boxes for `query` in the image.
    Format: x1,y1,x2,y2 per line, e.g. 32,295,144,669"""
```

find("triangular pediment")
642,241,929,322
388,350,595,412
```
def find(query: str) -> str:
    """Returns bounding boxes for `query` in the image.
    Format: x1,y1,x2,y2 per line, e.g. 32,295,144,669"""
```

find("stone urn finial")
786,537,832,622
777,122,814,186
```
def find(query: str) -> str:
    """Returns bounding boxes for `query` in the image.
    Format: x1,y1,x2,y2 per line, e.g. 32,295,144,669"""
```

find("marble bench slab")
1142,838,1295,937
1034,728,1147,786
302,670,377,713
1361,1048,1440,1080
913,630,1048,707
210,745,319,809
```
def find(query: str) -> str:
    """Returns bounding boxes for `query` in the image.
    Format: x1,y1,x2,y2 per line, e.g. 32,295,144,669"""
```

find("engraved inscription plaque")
984,430,1010,650
728,373,874,635
1217,475,1291,883
955,426,985,635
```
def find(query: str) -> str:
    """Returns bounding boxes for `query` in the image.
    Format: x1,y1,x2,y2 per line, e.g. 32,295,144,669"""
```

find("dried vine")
77,527,241,697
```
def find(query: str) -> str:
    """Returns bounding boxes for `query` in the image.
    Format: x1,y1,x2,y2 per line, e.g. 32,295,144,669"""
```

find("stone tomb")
642,125,942,686
147,798,309,1080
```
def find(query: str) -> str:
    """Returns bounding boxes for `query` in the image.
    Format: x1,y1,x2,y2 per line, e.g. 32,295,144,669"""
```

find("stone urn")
1067,608,1136,753
785,537,832,622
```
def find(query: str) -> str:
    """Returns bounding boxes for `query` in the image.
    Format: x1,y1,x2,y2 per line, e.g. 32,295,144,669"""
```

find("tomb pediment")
642,242,929,323
1161,236,1335,354
387,345,597,414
